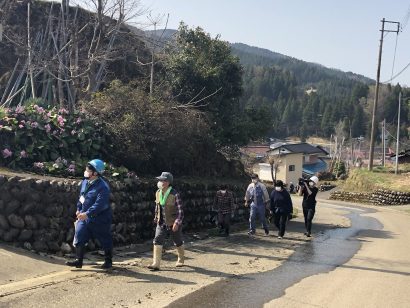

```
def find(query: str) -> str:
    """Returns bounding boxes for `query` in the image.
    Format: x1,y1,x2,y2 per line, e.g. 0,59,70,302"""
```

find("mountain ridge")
145,29,374,85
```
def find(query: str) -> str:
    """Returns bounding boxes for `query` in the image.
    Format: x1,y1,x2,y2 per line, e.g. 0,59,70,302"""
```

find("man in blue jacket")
66,159,113,269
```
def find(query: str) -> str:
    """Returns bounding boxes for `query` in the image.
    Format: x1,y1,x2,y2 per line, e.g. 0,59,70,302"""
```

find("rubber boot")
175,245,185,267
147,245,162,271
66,245,84,268
101,249,113,269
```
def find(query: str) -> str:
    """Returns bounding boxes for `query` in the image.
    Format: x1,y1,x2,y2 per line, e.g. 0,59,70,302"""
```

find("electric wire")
385,128,410,148
390,33,399,81
383,61,410,83
400,3,410,31
381,3,410,83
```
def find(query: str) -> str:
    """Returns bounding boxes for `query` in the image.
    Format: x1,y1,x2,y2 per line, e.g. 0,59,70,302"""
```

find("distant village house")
257,142,329,185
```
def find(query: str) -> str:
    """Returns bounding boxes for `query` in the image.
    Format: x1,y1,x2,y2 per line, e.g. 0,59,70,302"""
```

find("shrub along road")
1,196,409,307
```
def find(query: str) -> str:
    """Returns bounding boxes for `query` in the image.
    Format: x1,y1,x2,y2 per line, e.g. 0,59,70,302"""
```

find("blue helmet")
87,159,105,174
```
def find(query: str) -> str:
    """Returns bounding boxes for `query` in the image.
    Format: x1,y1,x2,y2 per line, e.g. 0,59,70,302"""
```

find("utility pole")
395,92,402,174
382,119,385,167
350,124,353,167
368,18,400,170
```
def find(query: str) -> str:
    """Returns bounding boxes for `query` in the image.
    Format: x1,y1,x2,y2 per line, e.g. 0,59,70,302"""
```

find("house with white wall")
256,142,328,184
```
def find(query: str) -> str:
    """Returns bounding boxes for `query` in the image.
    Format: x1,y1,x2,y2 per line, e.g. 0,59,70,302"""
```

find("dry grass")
286,136,331,146
343,167,410,193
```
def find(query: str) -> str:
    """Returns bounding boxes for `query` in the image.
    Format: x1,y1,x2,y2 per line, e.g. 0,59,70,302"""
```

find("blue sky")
139,0,410,86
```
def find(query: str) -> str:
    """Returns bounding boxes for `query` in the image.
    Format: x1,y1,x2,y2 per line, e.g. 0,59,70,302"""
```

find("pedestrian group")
66,160,319,271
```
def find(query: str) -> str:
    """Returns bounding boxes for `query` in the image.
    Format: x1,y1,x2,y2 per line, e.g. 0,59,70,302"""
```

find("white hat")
309,176,319,185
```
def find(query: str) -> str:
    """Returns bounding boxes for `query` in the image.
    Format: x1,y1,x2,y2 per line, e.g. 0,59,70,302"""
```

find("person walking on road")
148,172,185,271
66,159,113,269
270,180,293,239
244,174,270,236
213,184,235,236
298,175,319,237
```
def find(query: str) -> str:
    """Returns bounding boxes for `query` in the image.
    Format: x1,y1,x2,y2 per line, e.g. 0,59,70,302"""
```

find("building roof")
241,145,271,157
269,142,329,155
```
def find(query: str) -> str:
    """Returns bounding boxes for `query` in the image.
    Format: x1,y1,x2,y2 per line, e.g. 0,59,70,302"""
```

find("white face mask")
221,190,226,194
157,181,164,189
275,186,282,191
309,182,315,187
84,170,90,178
252,179,258,184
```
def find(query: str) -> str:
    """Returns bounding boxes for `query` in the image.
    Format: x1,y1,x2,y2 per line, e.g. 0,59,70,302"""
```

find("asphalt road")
1,198,409,308
266,203,410,308
170,202,410,308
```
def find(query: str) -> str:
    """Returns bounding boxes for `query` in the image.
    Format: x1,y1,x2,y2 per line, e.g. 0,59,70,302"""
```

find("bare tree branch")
172,87,222,109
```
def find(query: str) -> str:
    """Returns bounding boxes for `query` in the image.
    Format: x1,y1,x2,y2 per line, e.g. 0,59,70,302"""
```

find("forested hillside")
231,42,409,141
144,30,409,142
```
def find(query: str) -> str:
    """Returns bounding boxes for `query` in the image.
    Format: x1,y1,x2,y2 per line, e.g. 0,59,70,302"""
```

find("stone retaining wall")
329,189,410,205
0,174,248,254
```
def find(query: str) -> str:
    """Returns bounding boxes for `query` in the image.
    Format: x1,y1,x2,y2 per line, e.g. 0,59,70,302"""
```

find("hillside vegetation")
342,167,410,193
232,43,410,141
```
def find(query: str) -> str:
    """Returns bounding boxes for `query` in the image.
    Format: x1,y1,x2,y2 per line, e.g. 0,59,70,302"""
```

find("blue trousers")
74,219,113,250
249,205,268,232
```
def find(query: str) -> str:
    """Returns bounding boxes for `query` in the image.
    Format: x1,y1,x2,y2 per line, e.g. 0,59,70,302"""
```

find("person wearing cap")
270,180,293,239
66,159,113,269
298,175,319,237
148,172,184,271
244,173,270,236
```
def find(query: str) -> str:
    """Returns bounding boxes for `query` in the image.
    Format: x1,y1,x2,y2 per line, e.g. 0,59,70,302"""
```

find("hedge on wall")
0,101,106,177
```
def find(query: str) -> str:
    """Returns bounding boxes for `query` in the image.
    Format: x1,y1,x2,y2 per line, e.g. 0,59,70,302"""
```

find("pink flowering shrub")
0,102,107,176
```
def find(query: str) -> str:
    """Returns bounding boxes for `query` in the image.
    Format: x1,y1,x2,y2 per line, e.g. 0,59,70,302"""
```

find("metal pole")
28,1,36,98
369,18,385,170
395,92,401,174
382,119,386,167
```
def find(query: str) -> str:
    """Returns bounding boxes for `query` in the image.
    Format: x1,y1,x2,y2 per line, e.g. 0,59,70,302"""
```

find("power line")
400,2,410,31
383,60,410,83
389,32,399,81
382,3,410,83
385,128,410,148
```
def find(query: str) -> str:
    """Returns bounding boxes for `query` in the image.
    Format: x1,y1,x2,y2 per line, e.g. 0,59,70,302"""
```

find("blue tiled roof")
303,159,328,176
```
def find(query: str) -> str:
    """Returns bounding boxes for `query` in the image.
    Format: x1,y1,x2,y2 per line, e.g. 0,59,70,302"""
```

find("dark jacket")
301,186,318,209
270,189,293,214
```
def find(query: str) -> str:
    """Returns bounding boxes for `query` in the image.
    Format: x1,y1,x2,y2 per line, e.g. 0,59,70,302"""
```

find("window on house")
289,165,295,171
